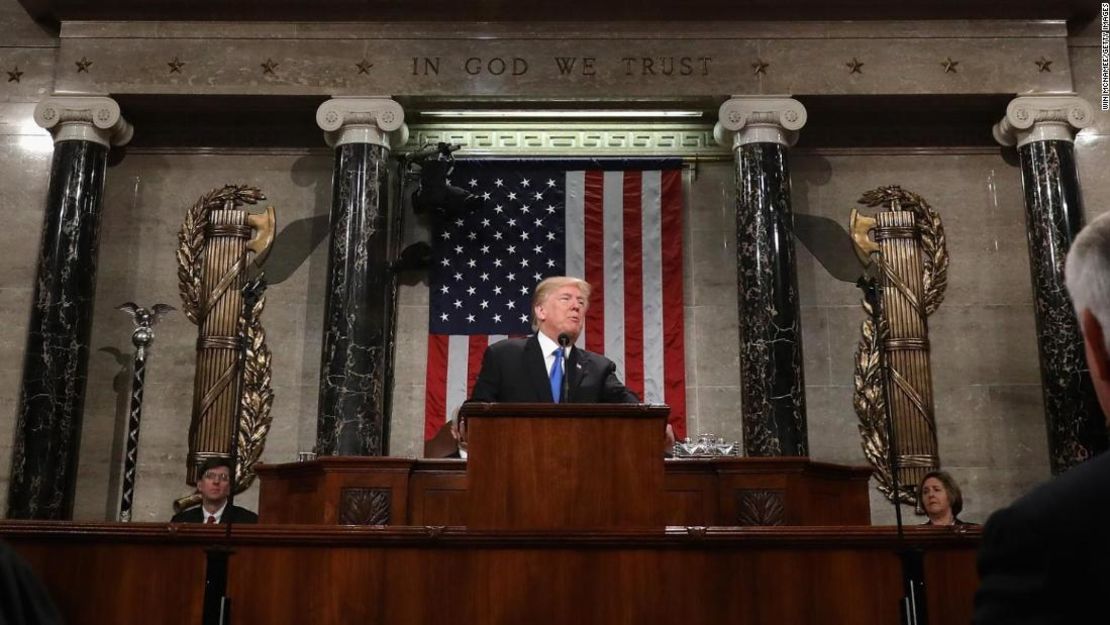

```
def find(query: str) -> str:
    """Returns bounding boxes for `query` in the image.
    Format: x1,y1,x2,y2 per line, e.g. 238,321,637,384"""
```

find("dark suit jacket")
470,335,639,404
974,451,1110,625
171,504,259,524
0,540,63,625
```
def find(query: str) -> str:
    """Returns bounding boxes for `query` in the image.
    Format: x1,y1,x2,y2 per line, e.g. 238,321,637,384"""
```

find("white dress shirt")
204,501,228,524
536,331,571,375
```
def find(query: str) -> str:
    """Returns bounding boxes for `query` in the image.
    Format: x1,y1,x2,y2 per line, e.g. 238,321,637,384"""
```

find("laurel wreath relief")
852,185,948,505
176,184,273,500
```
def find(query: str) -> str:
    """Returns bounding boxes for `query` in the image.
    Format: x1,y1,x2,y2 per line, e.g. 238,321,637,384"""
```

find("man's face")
198,466,231,507
535,284,587,342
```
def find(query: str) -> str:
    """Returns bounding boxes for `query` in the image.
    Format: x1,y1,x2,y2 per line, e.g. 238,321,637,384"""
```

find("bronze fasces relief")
174,185,276,512
849,186,949,506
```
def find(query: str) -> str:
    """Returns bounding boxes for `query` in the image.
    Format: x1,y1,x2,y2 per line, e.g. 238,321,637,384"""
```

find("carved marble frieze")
47,21,1071,97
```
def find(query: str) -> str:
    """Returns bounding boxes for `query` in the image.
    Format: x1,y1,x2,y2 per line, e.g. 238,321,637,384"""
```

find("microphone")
557,333,571,403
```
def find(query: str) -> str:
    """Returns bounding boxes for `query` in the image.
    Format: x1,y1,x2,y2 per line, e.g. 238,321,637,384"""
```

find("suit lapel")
567,347,587,402
524,335,554,402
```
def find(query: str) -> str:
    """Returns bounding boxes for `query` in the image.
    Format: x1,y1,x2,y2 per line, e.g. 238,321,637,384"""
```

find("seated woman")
917,470,972,526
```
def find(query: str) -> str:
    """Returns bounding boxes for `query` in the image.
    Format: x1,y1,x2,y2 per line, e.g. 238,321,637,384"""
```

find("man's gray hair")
1065,211,1110,353
530,276,591,331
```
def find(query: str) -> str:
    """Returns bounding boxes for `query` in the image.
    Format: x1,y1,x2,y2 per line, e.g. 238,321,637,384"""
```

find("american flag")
424,158,687,440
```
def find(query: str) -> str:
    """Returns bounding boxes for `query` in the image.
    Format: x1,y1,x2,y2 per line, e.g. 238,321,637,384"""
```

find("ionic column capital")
316,96,409,149
993,94,1094,148
714,96,807,149
33,95,133,147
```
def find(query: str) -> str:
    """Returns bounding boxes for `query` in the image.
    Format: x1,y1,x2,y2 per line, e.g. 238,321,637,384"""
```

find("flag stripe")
424,334,450,439
602,171,626,378
466,335,487,397
660,169,687,439
583,170,605,355
622,171,645,399
565,171,587,349
641,170,665,404
445,335,471,424
565,171,586,282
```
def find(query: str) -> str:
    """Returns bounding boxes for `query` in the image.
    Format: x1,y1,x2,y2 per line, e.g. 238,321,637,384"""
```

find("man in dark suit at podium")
470,276,639,404
974,212,1110,624
171,457,259,524
425,276,672,457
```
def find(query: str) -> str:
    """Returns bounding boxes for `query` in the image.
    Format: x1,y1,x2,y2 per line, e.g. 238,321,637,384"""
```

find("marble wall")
1071,19,1110,224
792,150,1047,523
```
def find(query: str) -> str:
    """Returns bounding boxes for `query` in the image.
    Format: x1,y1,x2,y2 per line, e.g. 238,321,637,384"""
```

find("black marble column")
995,95,1104,474
8,139,109,519
315,99,405,456
734,142,808,456
1018,140,1106,472
9,97,131,519
718,97,810,457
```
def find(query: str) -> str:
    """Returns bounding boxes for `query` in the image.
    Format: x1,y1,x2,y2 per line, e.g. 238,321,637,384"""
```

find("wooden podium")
462,402,670,530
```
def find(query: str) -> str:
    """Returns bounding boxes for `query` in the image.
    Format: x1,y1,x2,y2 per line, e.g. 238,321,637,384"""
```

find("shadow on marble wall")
94,345,132,516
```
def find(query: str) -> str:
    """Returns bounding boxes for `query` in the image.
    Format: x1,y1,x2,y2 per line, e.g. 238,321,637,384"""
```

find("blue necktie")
550,346,564,403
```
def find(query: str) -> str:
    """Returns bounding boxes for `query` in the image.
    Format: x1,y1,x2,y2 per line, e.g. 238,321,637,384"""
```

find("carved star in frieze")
167,57,185,73
941,57,959,73
1035,57,1053,72
75,56,93,73
356,59,373,74
846,57,864,74
6,66,22,83
751,58,769,75
260,58,278,75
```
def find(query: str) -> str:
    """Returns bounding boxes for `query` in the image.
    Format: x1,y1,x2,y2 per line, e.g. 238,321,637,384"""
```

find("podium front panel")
463,403,669,530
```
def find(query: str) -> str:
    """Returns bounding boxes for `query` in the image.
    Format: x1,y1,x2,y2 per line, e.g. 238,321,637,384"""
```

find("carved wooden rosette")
849,186,948,506
175,185,276,509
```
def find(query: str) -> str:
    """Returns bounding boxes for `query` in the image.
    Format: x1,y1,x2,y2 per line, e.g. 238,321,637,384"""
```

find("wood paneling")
258,457,872,527
1,522,981,625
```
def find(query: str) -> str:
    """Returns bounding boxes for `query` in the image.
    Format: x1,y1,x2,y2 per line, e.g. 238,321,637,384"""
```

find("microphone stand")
859,275,927,625
201,275,266,625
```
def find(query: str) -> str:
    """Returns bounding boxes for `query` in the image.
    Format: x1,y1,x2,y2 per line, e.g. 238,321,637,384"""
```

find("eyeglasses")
202,472,231,483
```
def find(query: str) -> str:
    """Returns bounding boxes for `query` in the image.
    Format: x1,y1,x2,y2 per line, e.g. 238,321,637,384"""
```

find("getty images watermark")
1103,3,1109,111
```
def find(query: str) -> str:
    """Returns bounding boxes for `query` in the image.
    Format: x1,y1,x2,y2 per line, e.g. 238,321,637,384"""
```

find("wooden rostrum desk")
255,403,874,527
3,404,981,624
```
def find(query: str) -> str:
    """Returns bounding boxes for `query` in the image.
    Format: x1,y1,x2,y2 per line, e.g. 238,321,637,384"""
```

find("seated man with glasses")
170,457,259,524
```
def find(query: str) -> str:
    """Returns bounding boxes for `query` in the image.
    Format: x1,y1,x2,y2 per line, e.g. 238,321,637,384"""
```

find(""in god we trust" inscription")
411,56,713,78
